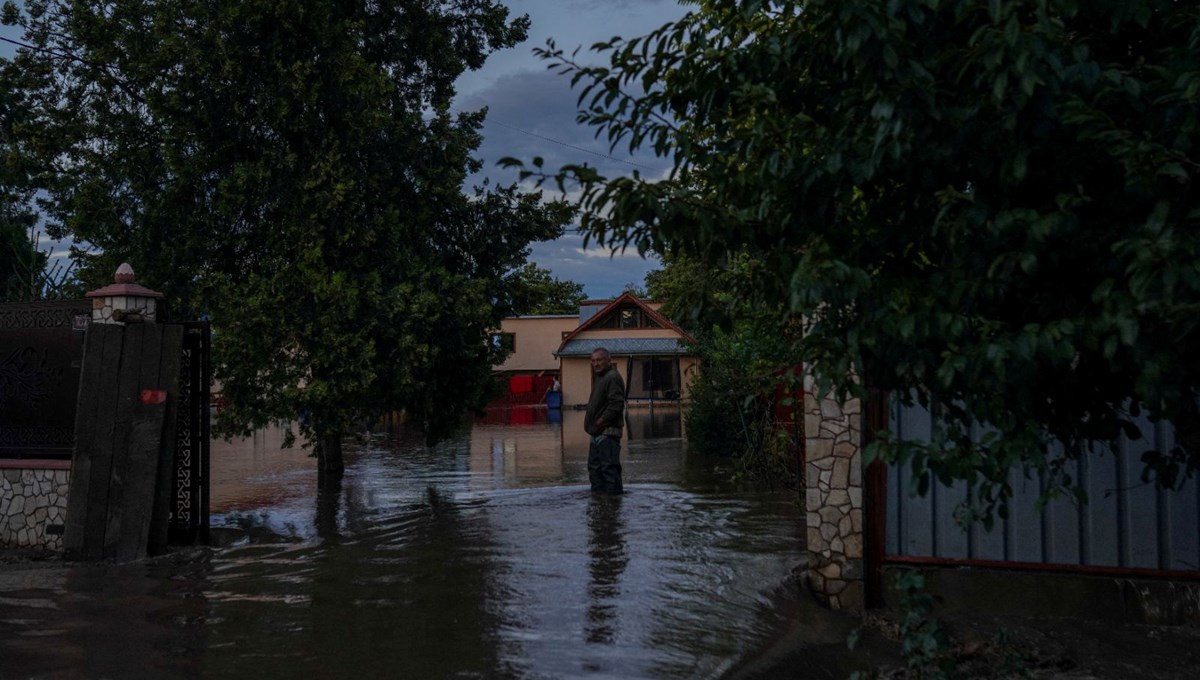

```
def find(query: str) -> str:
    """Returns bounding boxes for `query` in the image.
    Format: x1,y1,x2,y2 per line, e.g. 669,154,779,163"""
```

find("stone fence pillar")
86,262,163,324
804,373,865,609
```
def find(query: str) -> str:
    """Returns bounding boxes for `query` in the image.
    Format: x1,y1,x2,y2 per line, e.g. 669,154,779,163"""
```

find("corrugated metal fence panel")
886,398,1200,571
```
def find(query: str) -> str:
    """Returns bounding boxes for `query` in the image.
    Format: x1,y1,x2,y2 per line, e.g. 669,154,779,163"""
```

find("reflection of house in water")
467,416,566,488
209,424,314,513
490,294,699,409
467,409,687,488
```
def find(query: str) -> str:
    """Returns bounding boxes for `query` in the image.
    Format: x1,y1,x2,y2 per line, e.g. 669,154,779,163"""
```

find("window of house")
593,305,663,330
641,357,678,393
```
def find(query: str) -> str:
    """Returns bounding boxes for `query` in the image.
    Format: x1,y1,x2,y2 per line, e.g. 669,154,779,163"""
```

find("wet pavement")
0,409,812,679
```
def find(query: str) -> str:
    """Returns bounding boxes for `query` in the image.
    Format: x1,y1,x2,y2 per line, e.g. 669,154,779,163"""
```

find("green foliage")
657,251,801,485
0,220,42,302
0,56,41,301
1,56,79,303
504,262,586,315
894,569,954,679
8,0,570,446
619,280,649,298
516,0,1200,518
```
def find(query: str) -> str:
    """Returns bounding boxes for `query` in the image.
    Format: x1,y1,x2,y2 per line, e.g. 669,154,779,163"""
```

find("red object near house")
489,374,560,408
771,366,804,433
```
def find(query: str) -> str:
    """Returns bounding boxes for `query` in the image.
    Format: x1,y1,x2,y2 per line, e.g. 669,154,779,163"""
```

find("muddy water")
0,409,806,679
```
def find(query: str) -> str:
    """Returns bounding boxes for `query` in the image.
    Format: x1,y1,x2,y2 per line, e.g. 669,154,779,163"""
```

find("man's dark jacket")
585,365,625,438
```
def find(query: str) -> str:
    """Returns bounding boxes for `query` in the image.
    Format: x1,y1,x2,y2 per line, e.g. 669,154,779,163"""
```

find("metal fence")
885,398,1200,572
0,300,90,459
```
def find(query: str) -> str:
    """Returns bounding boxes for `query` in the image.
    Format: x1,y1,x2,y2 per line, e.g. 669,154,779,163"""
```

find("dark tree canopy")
504,262,586,315
520,0,1200,513
6,0,570,457
0,60,43,302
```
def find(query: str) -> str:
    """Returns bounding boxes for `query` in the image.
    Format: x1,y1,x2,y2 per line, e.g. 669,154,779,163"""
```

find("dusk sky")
1,1,694,298
457,0,692,298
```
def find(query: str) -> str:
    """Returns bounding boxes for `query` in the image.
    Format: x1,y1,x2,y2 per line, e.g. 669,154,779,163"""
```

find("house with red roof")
553,293,699,408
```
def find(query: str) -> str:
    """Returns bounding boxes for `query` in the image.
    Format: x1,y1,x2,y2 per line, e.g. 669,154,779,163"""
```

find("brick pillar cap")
85,262,163,298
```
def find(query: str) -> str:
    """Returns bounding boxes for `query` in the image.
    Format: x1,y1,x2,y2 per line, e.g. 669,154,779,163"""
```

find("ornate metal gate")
0,300,90,459
168,321,211,544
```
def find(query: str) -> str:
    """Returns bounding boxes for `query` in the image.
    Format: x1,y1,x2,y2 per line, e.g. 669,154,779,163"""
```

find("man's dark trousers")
588,435,623,494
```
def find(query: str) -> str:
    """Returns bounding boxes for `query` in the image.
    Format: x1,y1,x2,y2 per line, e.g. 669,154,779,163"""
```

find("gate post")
63,264,180,560
86,262,163,324
803,374,865,609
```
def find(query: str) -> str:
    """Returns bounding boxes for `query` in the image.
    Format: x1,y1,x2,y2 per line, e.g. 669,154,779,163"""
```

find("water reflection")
314,473,342,542
586,495,627,647
0,409,805,679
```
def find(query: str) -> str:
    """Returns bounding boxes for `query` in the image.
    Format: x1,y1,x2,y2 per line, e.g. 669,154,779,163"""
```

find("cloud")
527,235,659,299
564,0,673,9
456,68,671,190
574,244,644,259
455,67,676,297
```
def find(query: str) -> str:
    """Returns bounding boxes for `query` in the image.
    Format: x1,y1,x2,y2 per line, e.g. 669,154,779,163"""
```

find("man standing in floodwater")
585,347,625,494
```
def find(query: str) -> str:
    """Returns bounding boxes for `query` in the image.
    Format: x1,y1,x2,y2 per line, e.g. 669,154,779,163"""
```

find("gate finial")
114,263,135,284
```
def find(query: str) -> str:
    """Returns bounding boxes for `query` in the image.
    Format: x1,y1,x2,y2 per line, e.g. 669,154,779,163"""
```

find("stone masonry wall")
91,294,158,324
0,466,69,550
804,374,864,609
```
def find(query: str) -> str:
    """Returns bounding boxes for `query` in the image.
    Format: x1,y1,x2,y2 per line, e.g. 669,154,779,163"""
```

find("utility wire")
484,117,652,171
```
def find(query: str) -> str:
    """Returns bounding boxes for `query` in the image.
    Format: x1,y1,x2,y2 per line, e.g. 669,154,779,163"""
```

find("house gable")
556,293,693,355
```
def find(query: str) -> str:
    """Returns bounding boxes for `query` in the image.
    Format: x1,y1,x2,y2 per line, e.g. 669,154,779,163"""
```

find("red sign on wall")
140,389,168,405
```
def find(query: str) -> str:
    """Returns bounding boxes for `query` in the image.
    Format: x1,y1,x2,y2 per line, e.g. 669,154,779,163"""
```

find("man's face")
590,351,610,374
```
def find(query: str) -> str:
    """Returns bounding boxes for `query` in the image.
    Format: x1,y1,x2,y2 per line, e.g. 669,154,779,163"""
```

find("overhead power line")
484,118,652,171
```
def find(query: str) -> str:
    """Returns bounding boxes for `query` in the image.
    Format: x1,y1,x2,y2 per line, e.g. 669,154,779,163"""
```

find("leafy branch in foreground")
511,0,1200,520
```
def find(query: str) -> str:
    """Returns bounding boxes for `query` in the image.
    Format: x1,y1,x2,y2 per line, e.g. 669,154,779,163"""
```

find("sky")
457,0,691,298
1,1,693,297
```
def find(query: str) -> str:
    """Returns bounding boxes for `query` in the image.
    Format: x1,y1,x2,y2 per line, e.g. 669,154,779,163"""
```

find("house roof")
556,337,693,357
555,292,694,355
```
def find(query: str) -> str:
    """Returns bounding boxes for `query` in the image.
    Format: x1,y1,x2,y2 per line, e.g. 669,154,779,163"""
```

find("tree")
7,0,570,471
504,262,586,315
0,218,42,302
518,0,1200,515
616,281,649,299
649,250,802,485
0,58,43,302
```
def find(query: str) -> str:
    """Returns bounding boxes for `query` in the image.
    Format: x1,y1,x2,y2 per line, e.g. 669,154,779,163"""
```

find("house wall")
679,357,700,402
562,356,613,407
494,316,578,374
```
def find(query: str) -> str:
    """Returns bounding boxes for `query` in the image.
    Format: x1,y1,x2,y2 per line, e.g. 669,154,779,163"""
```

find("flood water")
0,408,808,679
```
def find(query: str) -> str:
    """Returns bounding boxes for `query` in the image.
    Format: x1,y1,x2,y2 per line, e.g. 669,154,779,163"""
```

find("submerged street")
0,409,812,679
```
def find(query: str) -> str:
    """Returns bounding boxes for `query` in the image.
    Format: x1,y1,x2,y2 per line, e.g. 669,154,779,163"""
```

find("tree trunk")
315,470,343,538
317,433,345,475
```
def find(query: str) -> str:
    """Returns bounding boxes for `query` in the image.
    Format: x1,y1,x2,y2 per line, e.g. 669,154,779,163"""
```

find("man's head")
590,348,612,375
